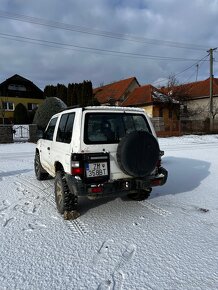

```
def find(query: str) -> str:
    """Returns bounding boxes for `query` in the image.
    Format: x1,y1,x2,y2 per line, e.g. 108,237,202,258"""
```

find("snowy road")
0,136,217,290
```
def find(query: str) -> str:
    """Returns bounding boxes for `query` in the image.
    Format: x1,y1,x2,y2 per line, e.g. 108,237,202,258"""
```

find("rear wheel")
127,188,151,201
34,152,49,180
54,171,78,215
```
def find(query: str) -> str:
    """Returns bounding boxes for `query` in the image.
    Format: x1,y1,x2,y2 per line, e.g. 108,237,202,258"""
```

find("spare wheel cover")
117,131,160,177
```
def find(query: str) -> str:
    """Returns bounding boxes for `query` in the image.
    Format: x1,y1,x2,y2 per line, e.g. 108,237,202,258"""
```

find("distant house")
165,78,218,118
93,77,140,105
93,77,180,136
0,74,44,124
162,78,218,133
122,84,180,136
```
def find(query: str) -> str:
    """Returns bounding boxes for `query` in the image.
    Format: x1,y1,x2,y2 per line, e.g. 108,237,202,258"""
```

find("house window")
169,109,173,119
2,101,14,111
27,103,38,111
8,84,26,91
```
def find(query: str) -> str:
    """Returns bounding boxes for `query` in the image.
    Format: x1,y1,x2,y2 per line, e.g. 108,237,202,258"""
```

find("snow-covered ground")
0,135,217,290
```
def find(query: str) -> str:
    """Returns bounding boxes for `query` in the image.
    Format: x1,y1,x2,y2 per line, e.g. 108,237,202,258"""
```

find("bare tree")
164,74,208,120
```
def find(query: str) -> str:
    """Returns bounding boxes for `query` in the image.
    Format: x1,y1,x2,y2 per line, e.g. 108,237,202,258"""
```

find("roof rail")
60,105,82,112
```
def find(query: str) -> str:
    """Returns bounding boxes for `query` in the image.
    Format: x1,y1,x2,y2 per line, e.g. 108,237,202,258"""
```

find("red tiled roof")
122,85,153,106
164,78,218,99
93,77,139,104
122,84,172,106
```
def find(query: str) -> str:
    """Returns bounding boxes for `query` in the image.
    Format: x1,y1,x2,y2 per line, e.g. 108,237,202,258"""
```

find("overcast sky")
0,0,218,90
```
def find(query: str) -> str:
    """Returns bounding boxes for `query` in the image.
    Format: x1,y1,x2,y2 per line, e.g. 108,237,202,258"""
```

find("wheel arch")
55,161,64,173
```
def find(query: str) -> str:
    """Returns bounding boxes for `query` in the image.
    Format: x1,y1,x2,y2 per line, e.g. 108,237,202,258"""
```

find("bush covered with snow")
33,97,67,130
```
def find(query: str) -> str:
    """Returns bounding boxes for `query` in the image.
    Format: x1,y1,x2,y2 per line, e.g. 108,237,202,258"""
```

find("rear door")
81,110,152,180
50,112,75,174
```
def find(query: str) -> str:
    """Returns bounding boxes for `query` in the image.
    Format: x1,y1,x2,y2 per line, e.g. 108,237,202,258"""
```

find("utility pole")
196,64,199,82
207,48,217,132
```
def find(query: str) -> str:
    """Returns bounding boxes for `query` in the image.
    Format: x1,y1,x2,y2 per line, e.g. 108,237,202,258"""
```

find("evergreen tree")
14,103,29,124
44,85,57,98
57,84,67,104
44,80,93,107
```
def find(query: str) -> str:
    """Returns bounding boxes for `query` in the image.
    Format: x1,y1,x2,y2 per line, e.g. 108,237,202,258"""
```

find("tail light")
72,167,83,175
91,186,103,193
71,160,83,176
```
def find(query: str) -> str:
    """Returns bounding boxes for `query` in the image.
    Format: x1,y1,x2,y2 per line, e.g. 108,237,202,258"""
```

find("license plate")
86,162,108,178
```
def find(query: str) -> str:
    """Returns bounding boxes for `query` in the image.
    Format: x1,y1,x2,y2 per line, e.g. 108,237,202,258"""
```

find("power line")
0,10,208,51
0,32,210,62
174,54,209,77
152,53,209,86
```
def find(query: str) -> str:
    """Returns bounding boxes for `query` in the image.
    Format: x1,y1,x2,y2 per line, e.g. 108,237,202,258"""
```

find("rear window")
84,112,151,144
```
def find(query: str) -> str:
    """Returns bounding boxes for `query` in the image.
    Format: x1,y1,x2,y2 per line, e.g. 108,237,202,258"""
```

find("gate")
13,125,29,142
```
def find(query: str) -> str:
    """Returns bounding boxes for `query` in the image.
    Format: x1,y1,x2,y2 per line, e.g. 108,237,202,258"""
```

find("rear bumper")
150,167,168,187
65,167,168,198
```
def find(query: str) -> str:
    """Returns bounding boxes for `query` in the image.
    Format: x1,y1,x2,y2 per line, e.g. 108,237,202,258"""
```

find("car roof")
51,106,146,119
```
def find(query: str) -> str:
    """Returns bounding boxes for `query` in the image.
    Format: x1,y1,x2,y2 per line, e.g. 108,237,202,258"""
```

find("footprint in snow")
3,217,14,228
23,219,47,232
94,239,114,264
96,242,136,290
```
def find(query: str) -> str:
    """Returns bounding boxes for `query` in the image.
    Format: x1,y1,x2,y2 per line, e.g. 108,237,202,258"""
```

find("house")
93,77,140,105
163,78,218,133
0,74,45,124
93,77,180,136
122,84,180,137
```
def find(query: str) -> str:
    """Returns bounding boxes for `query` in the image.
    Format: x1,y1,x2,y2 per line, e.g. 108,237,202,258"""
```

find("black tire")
127,189,151,201
54,171,77,214
117,131,160,177
34,152,49,180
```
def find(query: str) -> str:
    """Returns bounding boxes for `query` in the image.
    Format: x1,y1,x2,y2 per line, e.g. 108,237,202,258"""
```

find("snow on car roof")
85,106,145,112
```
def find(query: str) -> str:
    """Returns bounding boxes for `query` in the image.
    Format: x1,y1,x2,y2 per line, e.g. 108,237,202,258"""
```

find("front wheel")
127,188,151,201
34,152,49,180
54,171,78,215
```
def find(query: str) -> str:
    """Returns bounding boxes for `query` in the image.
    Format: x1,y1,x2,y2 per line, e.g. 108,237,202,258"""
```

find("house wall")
0,96,44,124
183,96,218,120
118,79,140,105
127,80,140,95
141,105,153,117
140,104,180,137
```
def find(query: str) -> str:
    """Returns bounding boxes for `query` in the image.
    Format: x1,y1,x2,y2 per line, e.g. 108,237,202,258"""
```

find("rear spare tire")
117,131,160,177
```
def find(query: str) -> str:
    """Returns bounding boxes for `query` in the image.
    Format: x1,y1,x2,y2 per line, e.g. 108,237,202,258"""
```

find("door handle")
47,147,50,150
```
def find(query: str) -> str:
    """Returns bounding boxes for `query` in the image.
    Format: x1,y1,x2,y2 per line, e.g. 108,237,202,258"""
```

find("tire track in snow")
138,200,172,217
65,219,89,236
17,176,89,237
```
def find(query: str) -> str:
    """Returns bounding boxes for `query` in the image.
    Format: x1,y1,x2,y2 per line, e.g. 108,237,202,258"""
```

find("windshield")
84,112,151,144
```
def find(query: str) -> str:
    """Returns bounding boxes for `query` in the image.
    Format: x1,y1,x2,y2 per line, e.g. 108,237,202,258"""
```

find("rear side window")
43,117,58,140
56,113,75,143
84,112,151,144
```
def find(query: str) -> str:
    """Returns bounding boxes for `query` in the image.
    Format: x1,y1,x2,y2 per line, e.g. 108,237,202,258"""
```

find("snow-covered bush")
33,97,67,130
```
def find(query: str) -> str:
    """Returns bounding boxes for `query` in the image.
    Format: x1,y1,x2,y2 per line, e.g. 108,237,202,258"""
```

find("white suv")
34,106,167,218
